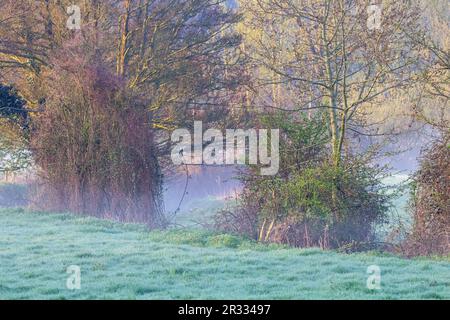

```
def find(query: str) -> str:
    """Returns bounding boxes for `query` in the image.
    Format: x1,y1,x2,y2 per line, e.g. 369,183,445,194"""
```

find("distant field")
0,208,449,300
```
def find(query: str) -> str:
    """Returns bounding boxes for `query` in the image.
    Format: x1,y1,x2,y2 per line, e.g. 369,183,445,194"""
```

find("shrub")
30,43,164,227
216,113,390,250
404,133,449,256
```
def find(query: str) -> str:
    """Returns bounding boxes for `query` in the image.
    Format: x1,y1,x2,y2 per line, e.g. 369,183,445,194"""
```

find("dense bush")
30,44,164,227
216,114,391,250
404,133,449,256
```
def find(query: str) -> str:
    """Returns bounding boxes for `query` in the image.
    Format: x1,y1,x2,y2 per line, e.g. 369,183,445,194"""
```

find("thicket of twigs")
403,133,449,256
31,46,164,226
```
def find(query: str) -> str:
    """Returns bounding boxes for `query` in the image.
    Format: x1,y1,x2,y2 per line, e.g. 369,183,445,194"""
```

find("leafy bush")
0,123,32,174
216,113,391,250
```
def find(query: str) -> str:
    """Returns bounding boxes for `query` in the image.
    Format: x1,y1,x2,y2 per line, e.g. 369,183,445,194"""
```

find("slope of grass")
0,208,449,300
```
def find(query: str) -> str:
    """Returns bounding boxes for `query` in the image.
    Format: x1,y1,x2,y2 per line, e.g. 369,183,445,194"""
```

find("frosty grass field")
0,208,449,300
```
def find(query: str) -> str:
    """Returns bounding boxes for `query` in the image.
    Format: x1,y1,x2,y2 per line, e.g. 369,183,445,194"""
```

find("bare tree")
239,0,421,166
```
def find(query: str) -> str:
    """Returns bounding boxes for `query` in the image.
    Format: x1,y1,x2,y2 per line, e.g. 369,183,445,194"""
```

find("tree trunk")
117,0,132,77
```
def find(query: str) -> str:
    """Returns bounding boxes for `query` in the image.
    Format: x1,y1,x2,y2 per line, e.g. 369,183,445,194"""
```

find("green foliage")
242,113,332,221
259,112,328,176
0,136,32,174
220,113,391,249
0,85,27,124
0,85,32,174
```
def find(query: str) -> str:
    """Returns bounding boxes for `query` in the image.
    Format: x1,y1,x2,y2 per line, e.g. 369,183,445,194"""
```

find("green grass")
0,208,449,300
170,196,230,228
